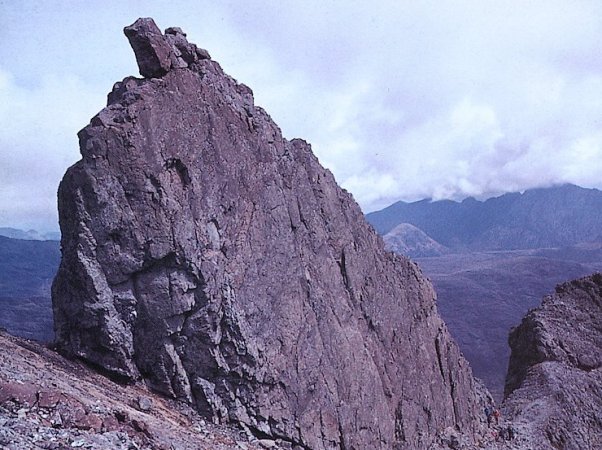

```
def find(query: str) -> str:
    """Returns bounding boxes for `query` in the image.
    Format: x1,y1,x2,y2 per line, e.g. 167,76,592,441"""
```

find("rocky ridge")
52,18,489,449
503,273,602,449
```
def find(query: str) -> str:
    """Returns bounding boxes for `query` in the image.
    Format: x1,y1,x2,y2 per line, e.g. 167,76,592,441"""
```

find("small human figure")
493,408,501,425
499,427,508,441
449,435,460,449
484,404,494,426
507,425,516,441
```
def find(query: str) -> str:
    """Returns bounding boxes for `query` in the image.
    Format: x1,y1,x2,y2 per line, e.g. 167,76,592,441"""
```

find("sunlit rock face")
52,18,487,449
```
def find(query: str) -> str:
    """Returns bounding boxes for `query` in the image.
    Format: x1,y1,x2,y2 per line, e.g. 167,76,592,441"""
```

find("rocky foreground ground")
0,331,288,450
0,327,564,450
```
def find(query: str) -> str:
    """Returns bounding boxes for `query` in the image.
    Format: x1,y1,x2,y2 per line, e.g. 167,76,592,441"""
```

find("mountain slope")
367,184,602,251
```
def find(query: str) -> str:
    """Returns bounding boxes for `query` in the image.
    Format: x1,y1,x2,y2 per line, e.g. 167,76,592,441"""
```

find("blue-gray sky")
2,1,602,231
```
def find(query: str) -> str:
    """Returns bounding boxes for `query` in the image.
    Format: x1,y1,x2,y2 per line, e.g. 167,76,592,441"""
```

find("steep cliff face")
52,18,486,449
504,274,602,449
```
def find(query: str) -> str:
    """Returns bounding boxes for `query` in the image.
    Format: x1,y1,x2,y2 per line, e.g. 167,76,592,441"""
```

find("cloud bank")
2,1,602,230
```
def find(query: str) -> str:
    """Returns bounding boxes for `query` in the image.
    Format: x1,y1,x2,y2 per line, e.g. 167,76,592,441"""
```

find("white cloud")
0,68,105,230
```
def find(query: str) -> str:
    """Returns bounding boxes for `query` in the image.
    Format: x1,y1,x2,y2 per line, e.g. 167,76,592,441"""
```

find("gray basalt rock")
503,273,602,449
53,18,487,449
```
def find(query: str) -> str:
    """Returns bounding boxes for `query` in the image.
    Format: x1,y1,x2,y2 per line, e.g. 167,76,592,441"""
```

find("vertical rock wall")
53,18,486,449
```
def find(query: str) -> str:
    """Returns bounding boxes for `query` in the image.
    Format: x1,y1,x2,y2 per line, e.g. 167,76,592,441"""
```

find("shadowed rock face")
504,274,602,450
52,18,486,449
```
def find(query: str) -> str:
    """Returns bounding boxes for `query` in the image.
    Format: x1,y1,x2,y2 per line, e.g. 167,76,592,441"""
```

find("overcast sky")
2,1,602,231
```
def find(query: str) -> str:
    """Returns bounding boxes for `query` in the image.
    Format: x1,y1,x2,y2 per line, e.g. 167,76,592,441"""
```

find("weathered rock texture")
503,273,602,449
53,18,487,449
0,331,274,450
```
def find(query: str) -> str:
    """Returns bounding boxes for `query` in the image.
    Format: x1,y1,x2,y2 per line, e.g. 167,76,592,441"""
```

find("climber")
493,408,501,425
484,404,494,426
499,427,508,441
507,425,516,440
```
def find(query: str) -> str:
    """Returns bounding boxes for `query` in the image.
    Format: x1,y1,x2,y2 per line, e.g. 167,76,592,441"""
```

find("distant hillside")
0,236,60,341
0,227,60,241
367,184,602,251
368,185,602,401
383,223,448,257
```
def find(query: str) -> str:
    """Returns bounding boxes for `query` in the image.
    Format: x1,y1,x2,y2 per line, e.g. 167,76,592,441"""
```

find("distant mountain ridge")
0,227,60,241
367,184,602,252
368,184,602,401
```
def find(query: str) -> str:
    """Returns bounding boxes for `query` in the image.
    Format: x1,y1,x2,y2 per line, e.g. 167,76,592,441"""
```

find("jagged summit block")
124,18,172,77
53,19,486,449
124,18,210,78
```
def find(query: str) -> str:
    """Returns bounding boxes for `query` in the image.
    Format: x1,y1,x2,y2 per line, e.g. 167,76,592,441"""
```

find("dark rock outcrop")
123,18,173,78
503,273,602,449
52,18,487,449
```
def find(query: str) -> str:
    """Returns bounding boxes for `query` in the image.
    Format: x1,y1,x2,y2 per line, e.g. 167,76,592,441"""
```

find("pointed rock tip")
124,17,172,78
124,18,210,78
